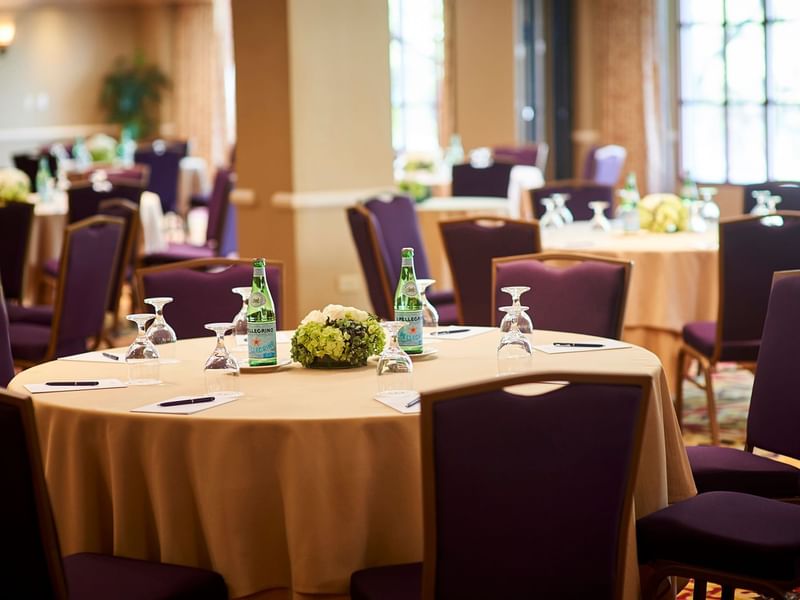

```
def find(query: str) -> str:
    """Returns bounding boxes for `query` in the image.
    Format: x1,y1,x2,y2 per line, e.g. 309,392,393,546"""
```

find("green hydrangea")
291,316,385,367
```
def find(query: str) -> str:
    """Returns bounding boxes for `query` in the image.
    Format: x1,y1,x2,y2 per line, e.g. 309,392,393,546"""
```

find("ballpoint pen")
45,381,100,386
158,396,215,407
102,352,120,361
553,342,604,348
433,328,470,335
405,396,421,408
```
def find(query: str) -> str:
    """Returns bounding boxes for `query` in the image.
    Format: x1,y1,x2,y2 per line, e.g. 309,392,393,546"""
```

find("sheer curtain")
172,0,235,169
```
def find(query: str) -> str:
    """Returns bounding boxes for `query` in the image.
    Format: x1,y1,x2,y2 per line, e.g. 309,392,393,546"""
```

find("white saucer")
238,358,293,373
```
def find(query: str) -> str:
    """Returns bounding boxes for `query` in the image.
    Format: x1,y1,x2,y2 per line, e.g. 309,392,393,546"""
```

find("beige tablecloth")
10,330,695,600
542,222,719,384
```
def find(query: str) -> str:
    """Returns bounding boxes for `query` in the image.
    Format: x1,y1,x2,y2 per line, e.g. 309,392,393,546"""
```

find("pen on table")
102,352,120,361
45,381,100,386
553,342,605,348
405,396,421,408
158,396,215,407
433,328,470,336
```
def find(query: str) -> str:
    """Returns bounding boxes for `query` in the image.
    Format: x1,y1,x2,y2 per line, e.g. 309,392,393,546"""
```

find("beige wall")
287,0,393,192
451,0,516,151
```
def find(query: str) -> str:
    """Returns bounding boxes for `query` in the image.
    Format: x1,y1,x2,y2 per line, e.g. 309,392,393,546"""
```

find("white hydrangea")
321,304,370,322
300,309,325,325
0,168,32,202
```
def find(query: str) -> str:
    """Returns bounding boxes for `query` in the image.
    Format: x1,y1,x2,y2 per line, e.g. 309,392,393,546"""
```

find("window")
679,0,800,184
388,0,445,155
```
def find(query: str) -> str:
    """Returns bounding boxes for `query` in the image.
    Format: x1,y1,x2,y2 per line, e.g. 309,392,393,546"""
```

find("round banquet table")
542,222,719,385
9,330,696,600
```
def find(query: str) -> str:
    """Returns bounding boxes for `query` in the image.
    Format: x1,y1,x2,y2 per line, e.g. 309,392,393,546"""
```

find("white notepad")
533,340,631,354
59,350,126,363
24,378,128,394
374,390,421,414
423,326,494,341
131,392,241,415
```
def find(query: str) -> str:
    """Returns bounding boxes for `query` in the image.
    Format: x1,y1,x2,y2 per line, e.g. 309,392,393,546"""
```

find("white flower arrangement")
87,133,118,163
292,304,384,368
0,168,32,203
638,193,689,233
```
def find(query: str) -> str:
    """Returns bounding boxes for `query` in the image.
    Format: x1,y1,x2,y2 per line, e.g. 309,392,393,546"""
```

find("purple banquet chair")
0,388,228,599
0,282,14,387
0,200,35,303
351,371,651,600
8,215,124,366
531,183,615,221
492,142,549,171
136,257,283,339
637,491,800,599
685,270,800,499
451,162,514,198
742,181,800,214
141,167,236,266
675,212,800,445
492,252,632,339
349,195,457,324
582,144,627,187
13,152,58,193
439,217,541,326
346,206,394,320
66,179,144,224
134,143,185,214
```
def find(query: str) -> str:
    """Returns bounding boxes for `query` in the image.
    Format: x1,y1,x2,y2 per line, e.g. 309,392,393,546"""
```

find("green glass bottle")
394,247,423,354
35,157,52,201
680,172,699,204
247,258,277,366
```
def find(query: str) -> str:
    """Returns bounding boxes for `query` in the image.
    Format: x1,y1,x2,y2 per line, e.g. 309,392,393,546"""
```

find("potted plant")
100,53,169,140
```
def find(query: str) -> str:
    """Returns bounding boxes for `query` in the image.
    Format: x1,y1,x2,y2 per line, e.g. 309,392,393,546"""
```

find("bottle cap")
401,247,414,255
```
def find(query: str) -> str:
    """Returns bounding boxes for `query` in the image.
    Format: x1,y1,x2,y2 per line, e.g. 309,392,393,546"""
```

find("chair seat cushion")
688,446,800,498
142,243,215,266
63,552,227,600
8,322,51,361
637,491,800,582
682,321,760,362
350,562,421,600
6,304,53,326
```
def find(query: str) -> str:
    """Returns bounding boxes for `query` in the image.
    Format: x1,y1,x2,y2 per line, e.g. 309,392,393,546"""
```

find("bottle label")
395,310,423,352
402,281,418,297
401,257,413,267
250,291,267,308
248,321,277,364
253,266,266,278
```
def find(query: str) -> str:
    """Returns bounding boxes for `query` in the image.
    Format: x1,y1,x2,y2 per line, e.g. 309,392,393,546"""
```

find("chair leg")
692,579,707,600
719,584,735,600
700,361,720,446
675,346,687,429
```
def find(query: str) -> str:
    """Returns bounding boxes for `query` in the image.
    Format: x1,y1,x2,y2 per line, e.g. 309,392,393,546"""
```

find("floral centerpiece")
0,168,31,203
638,193,689,233
291,304,385,369
86,133,118,163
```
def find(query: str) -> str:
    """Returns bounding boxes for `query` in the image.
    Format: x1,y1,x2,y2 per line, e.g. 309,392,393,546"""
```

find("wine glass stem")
215,332,226,352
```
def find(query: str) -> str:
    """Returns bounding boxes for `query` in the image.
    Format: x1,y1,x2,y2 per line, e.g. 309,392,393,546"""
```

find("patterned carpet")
678,365,799,599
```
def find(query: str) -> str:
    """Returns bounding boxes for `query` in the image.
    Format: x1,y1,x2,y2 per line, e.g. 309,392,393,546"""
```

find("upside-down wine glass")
497,305,533,375
750,190,772,216
376,321,414,393
144,297,177,360
588,201,612,232
499,286,533,338
539,197,565,229
203,322,241,397
698,187,720,224
125,314,160,385
416,279,439,336
231,286,251,349
552,193,574,224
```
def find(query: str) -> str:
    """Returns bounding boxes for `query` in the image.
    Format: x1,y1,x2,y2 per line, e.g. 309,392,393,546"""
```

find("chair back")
0,282,14,387
492,252,632,339
49,216,125,358
746,270,800,459
532,183,614,221
420,372,649,600
742,181,800,213
13,153,58,194
451,162,514,198
98,199,140,315
440,218,541,325
492,143,549,171
583,145,627,187
363,195,432,284
133,146,183,213
136,258,283,338
346,205,393,319
0,389,69,599
67,180,144,224
0,200,35,302
205,167,236,256
715,212,800,362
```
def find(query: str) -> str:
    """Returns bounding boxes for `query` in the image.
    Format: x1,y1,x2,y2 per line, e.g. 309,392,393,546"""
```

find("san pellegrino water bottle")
35,157,52,202
247,258,277,366
618,172,640,232
394,247,423,354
